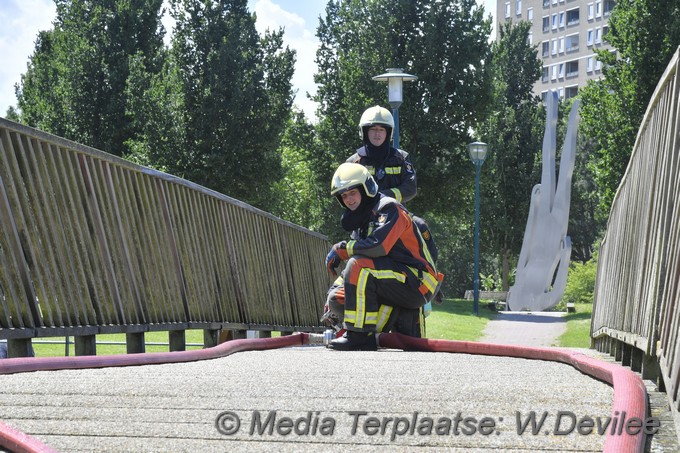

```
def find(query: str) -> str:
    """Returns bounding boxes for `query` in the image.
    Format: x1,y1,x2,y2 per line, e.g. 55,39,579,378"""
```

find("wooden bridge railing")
0,117,330,356
592,47,680,420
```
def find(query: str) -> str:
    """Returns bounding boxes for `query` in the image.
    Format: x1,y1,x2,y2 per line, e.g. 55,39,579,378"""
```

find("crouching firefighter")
323,163,444,351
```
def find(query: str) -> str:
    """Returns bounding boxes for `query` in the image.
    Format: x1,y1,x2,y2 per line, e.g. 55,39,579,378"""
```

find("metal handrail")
0,117,331,349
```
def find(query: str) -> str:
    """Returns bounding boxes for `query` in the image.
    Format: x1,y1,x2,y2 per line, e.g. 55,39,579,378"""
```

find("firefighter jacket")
337,194,442,299
346,146,417,203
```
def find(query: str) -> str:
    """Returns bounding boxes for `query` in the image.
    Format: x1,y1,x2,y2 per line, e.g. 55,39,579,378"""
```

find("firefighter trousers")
337,256,426,333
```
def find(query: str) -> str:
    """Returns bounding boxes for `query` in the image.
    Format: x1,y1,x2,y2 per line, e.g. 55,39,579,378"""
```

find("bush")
562,253,598,306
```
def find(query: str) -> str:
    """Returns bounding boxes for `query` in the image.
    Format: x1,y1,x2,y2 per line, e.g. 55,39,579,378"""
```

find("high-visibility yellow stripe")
376,305,393,332
392,188,402,202
347,240,356,256
345,311,356,324
407,266,438,293
352,268,407,328
385,167,401,174
355,268,370,328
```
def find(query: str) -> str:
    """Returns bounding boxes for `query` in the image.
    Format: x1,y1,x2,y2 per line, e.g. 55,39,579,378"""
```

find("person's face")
341,188,362,211
368,125,388,147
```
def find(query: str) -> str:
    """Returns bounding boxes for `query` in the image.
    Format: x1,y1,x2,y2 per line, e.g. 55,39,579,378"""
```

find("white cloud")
0,0,56,115
252,0,319,121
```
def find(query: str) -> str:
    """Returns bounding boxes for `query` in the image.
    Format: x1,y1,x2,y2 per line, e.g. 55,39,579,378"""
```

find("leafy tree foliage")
128,0,296,210
579,0,680,218
478,21,543,290
17,0,166,156
270,111,326,230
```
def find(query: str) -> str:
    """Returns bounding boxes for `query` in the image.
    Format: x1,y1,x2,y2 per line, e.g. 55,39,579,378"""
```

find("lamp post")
372,68,417,149
468,141,489,316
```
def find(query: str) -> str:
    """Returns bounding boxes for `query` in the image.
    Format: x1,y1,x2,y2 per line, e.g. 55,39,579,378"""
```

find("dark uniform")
346,146,417,204
333,194,441,334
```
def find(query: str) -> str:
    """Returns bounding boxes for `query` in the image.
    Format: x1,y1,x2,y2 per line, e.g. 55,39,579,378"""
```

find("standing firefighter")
347,105,417,203
325,163,443,351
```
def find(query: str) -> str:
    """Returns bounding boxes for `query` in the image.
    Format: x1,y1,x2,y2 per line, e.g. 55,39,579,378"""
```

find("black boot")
328,330,377,351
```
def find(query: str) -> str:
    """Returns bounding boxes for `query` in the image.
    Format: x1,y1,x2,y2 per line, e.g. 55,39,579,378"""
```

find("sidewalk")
481,311,567,347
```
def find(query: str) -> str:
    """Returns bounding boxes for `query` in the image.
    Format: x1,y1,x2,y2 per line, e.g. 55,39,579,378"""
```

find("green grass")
556,303,593,348
425,298,497,341
32,330,206,357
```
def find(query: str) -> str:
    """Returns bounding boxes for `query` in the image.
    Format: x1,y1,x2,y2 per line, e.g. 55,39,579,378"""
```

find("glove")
326,241,348,276
326,248,342,276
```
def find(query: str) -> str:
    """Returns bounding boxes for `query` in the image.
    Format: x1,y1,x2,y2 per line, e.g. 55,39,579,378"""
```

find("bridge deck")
0,345,619,452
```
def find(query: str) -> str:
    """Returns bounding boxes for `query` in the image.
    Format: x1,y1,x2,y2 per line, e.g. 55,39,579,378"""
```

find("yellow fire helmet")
330,163,379,202
358,105,394,139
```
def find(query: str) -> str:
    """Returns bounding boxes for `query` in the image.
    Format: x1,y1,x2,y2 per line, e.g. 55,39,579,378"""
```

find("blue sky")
0,0,495,122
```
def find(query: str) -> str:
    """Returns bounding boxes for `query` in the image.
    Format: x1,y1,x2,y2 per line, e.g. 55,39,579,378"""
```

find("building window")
528,31,533,45
604,0,615,17
552,13,558,30
566,60,579,78
505,2,511,19
587,3,594,20
595,0,602,18
565,86,578,99
559,12,565,28
566,34,579,52
603,25,610,41
542,41,550,57
551,65,558,80
558,63,565,78
595,27,602,44
552,0,558,5
559,37,565,53
559,88,565,99
516,0,522,16
552,39,558,55
528,7,533,21
595,59,602,71
587,56,594,72
542,67,549,82
566,8,580,26
587,29,594,46
543,16,550,32
544,0,550,8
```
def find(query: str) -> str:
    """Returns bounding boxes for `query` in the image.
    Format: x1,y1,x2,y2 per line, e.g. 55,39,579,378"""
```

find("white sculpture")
507,91,579,311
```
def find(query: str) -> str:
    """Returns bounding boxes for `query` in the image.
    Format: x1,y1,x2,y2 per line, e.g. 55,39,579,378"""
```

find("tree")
579,0,680,218
136,0,296,210
17,0,166,157
270,111,326,231
478,21,543,291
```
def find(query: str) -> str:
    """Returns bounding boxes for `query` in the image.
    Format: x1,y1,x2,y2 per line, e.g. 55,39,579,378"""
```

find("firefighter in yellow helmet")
346,106,417,204
324,163,442,351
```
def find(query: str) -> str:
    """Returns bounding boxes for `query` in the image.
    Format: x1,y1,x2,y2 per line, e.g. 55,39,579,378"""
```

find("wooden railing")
592,47,680,420
0,118,330,356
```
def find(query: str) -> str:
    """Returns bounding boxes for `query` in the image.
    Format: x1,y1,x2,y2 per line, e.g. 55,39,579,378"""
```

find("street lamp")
372,68,417,149
468,141,489,316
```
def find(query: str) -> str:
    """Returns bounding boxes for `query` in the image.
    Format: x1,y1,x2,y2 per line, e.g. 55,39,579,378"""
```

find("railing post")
75,335,97,356
7,338,34,358
169,330,186,351
126,332,146,354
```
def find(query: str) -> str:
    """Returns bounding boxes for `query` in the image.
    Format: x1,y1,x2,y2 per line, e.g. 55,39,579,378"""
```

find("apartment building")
497,0,617,100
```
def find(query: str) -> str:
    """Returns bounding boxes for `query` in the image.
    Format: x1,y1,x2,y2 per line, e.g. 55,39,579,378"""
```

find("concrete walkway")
481,311,567,347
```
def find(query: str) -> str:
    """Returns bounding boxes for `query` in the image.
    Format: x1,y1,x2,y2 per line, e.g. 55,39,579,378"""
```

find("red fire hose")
378,332,648,453
0,333,646,453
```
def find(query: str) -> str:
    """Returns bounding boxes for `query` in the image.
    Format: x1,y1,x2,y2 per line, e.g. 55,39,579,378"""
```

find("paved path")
481,311,567,347
1,311,677,452
0,346,615,452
